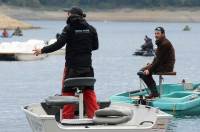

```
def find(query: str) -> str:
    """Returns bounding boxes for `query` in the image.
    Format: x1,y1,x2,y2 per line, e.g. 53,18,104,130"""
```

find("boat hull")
23,103,172,132
0,52,47,61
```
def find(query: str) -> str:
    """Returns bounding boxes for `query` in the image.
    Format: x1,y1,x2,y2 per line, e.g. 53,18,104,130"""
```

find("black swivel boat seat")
45,77,96,121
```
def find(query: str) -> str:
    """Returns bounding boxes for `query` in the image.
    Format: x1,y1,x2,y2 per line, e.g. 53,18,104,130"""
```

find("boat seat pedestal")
64,77,96,119
46,77,96,121
154,72,176,96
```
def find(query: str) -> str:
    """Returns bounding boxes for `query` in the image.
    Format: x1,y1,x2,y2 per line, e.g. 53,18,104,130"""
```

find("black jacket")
147,37,175,73
42,15,99,68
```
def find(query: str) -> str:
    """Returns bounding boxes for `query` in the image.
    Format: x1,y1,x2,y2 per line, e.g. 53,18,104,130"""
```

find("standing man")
138,27,175,98
33,7,99,119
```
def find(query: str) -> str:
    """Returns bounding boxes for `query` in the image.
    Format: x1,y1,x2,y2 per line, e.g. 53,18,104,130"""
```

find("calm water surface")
0,20,200,132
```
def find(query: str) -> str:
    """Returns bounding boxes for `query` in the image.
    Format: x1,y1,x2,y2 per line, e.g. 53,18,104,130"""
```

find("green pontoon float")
110,72,200,115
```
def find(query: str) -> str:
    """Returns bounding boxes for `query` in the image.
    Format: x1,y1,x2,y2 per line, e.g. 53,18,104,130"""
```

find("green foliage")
2,0,40,7
1,0,200,8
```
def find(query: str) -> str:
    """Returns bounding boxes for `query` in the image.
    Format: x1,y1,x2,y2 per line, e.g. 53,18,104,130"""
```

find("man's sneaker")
145,93,160,99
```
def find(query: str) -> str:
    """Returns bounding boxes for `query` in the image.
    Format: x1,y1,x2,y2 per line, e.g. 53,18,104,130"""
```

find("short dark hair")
155,27,165,34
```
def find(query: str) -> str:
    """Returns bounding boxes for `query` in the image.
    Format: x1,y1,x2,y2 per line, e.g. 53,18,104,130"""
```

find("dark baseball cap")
155,27,165,33
63,7,86,17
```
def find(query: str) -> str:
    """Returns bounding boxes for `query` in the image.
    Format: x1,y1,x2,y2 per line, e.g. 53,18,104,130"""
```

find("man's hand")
144,70,150,75
33,48,42,56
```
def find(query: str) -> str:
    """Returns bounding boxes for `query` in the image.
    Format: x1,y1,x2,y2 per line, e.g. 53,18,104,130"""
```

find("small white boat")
0,52,47,61
22,77,172,132
0,39,48,61
15,52,47,61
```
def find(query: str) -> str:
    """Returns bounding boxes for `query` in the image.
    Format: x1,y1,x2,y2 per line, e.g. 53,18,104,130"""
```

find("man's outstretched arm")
33,26,70,55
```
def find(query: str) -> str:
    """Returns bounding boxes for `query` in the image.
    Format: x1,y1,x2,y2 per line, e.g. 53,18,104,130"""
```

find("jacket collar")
66,15,86,26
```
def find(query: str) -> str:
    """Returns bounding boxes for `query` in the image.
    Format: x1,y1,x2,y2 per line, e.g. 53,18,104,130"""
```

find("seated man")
2,28,9,37
141,35,153,51
12,27,23,36
138,27,175,98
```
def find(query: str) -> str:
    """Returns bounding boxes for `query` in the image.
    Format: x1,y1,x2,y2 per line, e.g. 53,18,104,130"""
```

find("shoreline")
1,5,200,23
0,13,38,30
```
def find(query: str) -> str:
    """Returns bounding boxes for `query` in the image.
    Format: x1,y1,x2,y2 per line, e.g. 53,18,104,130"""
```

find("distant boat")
0,39,47,61
183,25,191,31
12,33,23,37
133,49,155,57
0,52,47,61
0,34,13,38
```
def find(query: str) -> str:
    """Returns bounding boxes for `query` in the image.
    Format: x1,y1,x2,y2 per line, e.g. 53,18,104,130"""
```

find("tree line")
0,0,200,8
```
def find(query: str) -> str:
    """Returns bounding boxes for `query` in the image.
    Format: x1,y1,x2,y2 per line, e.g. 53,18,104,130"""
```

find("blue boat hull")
110,83,200,115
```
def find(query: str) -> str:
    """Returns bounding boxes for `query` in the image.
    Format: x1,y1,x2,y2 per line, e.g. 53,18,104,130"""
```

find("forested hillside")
0,0,200,8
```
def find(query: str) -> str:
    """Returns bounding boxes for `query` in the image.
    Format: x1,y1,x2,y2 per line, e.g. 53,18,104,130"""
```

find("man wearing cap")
33,7,99,119
138,27,175,98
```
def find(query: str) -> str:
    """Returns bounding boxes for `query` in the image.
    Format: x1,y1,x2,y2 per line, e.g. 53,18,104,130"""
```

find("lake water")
0,20,200,132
